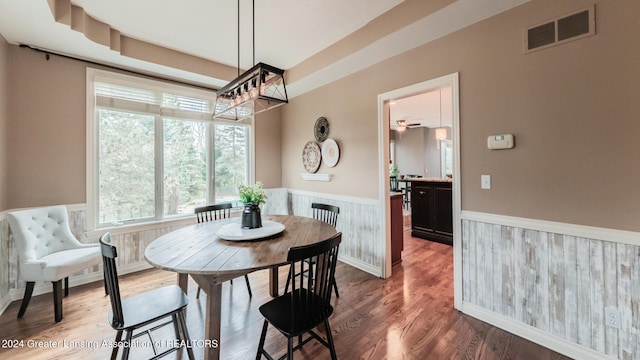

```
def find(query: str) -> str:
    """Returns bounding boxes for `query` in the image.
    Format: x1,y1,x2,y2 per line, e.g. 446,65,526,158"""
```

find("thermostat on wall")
487,134,515,150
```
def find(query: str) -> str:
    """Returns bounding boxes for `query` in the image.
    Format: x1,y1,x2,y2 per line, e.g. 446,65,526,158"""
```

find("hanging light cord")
253,0,255,66
237,0,256,73
237,0,240,76
439,89,442,128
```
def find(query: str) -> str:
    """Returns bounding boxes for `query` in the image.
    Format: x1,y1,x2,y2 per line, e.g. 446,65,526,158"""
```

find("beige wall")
281,0,640,232
281,70,382,199
7,46,88,208
0,34,8,211
254,108,282,188
395,127,426,177
5,45,281,209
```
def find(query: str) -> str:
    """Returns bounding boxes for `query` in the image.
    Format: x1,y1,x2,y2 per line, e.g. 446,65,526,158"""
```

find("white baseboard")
0,294,11,316
339,254,382,278
461,302,615,360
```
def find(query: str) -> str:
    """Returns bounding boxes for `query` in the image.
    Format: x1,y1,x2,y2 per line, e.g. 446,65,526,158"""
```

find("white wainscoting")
288,190,383,277
460,211,640,360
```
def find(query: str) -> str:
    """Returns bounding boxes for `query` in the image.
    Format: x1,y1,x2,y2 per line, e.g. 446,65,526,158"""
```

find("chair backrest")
7,205,82,263
390,176,399,192
311,203,340,228
261,188,290,215
99,232,125,328
287,233,342,310
194,203,232,223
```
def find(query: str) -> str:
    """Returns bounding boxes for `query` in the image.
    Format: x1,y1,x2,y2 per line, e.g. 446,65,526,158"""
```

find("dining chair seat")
259,289,333,336
109,285,189,331
23,247,102,281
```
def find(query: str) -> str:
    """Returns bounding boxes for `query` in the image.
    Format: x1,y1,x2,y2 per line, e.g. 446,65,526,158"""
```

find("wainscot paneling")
0,196,384,317
0,217,9,305
462,216,640,360
289,190,383,277
0,206,194,316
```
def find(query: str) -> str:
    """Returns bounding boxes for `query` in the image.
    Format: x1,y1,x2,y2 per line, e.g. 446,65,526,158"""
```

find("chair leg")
177,310,195,360
64,277,69,297
53,280,63,322
256,320,268,360
244,275,252,297
287,337,294,360
332,279,340,298
122,330,133,360
172,314,181,340
17,281,35,318
196,286,202,299
324,319,337,360
111,330,122,360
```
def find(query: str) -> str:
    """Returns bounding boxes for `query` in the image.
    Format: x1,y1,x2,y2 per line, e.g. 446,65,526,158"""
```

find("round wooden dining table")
144,214,337,360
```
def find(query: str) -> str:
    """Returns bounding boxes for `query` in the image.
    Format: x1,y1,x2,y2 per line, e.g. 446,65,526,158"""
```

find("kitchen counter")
404,177,452,183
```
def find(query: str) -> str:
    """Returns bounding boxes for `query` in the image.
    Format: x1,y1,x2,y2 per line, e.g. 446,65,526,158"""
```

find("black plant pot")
241,204,262,229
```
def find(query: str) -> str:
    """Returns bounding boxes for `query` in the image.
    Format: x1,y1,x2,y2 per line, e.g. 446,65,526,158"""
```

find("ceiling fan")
395,119,421,132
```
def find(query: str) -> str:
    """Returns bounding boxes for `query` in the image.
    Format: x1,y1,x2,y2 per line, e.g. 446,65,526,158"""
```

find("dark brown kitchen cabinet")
390,193,404,265
411,180,453,245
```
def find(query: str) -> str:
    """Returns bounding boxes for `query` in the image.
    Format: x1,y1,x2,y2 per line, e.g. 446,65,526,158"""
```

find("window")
440,139,453,178
87,69,253,229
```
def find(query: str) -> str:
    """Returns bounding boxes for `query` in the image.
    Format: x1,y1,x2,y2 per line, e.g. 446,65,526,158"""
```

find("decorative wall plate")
314,117,329,142
302,141,322,173
321,138,340,167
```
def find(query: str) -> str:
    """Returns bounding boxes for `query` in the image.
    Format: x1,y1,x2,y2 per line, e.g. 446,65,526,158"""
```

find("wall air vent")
524,5,595,53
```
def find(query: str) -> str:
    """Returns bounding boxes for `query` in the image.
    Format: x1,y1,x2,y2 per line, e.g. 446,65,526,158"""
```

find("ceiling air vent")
524,5,595,53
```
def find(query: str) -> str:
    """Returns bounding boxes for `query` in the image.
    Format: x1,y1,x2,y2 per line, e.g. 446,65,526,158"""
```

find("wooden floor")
0,230,572,360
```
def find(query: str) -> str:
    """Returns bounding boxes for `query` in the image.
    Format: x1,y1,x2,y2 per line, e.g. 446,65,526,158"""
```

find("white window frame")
86,68,255,232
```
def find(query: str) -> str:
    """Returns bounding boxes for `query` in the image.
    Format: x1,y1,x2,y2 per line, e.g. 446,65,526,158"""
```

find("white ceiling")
0,0,528,98
390,86,453,130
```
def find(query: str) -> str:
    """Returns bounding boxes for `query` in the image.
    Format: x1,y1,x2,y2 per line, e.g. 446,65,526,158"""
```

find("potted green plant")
238,181,267,229
389,164,399,177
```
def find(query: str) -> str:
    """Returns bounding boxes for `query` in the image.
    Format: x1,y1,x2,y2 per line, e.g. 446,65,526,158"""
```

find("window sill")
86,216,195,239
86,210,243,240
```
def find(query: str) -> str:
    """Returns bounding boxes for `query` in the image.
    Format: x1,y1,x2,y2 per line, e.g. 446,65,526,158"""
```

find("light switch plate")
481,175,491,189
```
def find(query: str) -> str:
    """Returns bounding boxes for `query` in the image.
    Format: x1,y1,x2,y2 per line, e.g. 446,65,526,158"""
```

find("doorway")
376,72,462,309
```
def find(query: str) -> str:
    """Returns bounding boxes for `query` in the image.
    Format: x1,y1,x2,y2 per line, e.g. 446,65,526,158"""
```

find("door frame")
376,72,462,309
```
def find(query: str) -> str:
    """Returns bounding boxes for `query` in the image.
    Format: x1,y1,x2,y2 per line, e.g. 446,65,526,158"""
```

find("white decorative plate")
321,138,340,167
217,220,285,241
302,141,322,173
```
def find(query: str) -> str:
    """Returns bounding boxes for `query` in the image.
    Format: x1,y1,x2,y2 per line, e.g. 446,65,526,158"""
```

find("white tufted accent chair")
7,205,101,322
261,188,290,215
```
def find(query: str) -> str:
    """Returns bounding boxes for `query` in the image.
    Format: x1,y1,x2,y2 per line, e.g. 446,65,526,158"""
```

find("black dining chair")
194,203,252,298
285,203,341,297
99,233,195,360
195,202,232,222
390,175,400,192
256,233,342,360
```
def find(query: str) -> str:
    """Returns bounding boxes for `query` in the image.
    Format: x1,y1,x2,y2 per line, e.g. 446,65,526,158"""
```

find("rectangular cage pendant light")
212,62,288,121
